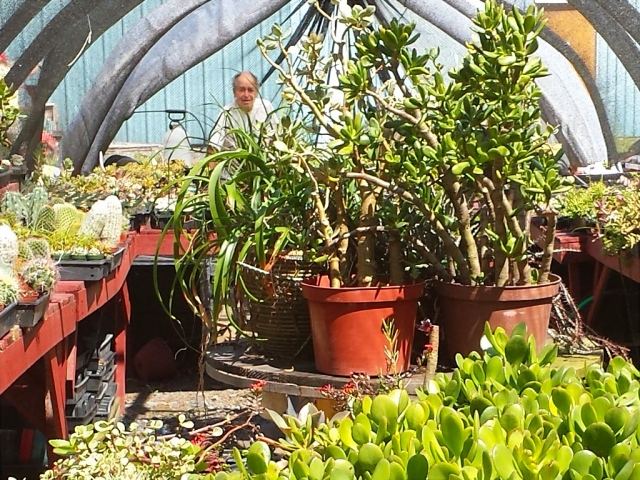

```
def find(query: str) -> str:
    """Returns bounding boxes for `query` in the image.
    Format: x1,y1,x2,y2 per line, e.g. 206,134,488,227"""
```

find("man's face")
233,74,258,112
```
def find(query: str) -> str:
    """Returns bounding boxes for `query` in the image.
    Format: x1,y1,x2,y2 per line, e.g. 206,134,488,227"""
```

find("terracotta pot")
301,276,424,376
133,337,177,381
436,274,561,359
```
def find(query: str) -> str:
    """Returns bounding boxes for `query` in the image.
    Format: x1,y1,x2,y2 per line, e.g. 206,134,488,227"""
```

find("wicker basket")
240,254,323,359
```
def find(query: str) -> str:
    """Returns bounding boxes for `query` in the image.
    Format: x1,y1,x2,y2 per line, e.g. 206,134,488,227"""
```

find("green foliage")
158,127,317,337
0,78,20,156
556,181,640,254
226,323,640,480
255,0,572,287
556,182,606,223
41,420,211,480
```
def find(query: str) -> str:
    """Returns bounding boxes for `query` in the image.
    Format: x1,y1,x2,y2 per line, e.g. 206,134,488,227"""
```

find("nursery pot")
301,276,424,377
436,274,561,359
133,337,177,381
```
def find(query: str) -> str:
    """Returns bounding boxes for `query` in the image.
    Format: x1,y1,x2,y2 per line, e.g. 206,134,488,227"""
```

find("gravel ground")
123,371,253,429
121,369,283,460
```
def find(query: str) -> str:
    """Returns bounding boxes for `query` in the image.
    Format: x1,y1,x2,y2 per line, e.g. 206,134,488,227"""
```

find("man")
209,71,278,152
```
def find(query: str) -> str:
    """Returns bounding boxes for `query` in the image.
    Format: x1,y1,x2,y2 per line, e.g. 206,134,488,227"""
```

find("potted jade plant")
256,0,573,362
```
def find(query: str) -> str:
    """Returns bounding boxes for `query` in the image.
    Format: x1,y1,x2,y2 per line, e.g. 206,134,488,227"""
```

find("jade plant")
219,323,640,479
252,0,572,288
0,77,20,158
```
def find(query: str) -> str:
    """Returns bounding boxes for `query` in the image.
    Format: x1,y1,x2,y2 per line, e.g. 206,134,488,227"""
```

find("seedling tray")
109,246,126,271
97,393,116,417
67,375,90,404
66,392,97,430
9,165,27,183
57,258,112,281
16,293,51,328
89,333,114,371
87,351,115,392
0,302,18,339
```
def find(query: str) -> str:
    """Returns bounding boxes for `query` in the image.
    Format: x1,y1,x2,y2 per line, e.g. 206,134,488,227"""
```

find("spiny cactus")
0,259,20,306
27,186,50,230
35,205,55,232
53,203,81,235
19,258,58,294
101,195,124,247
78,199,108,239
23,237,51,259
18,241,33,262
0,224,19,266
0,191,26,223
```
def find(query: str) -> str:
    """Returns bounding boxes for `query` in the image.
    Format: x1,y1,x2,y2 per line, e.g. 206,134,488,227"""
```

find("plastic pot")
301,276,424,376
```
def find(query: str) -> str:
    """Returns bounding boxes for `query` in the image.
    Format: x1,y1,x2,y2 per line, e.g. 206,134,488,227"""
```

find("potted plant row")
0,226,59,335
0,187,129,281
169,0,571,375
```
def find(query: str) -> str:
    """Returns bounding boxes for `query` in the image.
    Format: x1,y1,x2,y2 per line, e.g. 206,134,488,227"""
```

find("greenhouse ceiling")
0,0,638,173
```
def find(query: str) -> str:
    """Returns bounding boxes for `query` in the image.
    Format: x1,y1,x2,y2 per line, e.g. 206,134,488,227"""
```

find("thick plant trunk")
389,230,404,285
357,182,377,287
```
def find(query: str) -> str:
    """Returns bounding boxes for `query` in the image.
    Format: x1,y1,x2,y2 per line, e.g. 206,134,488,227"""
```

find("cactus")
18,241,33,262
35,205,55,232
53,203,81,234
19,258,58,294
0,259,20,306
0,224,19,266
26,186,50,230
100,195,123,247
78,199,108,239
0,191,27,223
24,237,51,259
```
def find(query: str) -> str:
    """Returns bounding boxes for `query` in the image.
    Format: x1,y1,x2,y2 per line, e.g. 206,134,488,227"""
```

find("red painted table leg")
114,284,131,415
586,263,611,328
43,343,69,463
566,263,582,304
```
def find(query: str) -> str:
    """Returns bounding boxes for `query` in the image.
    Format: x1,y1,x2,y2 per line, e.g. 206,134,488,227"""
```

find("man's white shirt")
209,98,277,150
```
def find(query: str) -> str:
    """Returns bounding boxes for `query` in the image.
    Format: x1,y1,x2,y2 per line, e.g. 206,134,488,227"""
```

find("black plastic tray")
66,392,97,431
0,169,11,188
110,246,126,271
67,375,90,404
9,165,27,183
89,333,114,371
16,293,51,328
0,302,18,339
87,351,115,392
57,258,112,281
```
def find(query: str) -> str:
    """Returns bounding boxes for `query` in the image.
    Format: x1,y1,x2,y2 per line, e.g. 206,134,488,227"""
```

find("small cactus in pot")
19,258,59,295
0,260,21,307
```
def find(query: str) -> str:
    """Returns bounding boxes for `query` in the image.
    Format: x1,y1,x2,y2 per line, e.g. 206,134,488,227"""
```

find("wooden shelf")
0,228,178,466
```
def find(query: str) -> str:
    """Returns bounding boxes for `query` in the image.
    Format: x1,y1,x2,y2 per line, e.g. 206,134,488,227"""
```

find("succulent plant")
0,223,19,266
53,202,82,235
23,237,51,259
19,257,58,294
0,259,21,306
